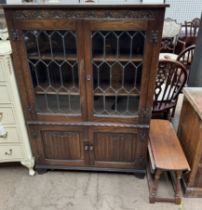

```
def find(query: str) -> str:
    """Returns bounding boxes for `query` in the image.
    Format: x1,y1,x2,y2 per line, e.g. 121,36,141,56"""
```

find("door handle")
84,144,94,151
5,149,13,156
0,130,7,138
84,145,89,151
89,145,94,151
86,75,91,81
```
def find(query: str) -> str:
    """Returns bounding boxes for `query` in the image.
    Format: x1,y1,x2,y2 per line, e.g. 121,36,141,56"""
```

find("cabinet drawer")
0,127,20,143
0,145,23,161
0,85,11,104
0,108,15,124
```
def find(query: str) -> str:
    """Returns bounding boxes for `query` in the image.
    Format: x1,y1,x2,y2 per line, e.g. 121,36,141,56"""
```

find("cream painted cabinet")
0,40,35,175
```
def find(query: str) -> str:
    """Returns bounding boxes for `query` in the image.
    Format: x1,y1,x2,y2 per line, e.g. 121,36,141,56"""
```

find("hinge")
30,130,39,139
11,29,20,41
134,157,146,163
151,30,159,43
27,106,36,115
138,129,149,142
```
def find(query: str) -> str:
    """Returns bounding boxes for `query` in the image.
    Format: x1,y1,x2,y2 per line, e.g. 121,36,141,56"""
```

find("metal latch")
86,75,91,81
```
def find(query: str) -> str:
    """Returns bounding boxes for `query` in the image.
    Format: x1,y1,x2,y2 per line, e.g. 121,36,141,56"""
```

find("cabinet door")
11,20,87,122
84,21,153,123
89,127,148,169
30,125,89,167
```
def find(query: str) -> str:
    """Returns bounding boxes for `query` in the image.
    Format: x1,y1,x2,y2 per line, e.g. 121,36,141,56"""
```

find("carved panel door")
88,127,148,169
30,125,89,167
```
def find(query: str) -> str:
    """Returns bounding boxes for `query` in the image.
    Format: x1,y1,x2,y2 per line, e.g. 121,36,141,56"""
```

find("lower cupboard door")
30,126,88,167
89,127,148,169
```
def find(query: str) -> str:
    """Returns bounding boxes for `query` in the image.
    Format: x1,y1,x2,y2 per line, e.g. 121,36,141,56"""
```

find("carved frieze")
27,121,149,128
14,9,155,20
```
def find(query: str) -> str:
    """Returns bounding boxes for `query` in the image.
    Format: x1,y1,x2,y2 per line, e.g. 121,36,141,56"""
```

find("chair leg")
150,169,162,203
175,171,182,204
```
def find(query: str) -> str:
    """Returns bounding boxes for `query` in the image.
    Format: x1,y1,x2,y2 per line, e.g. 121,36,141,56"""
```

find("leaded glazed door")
84,21,152,124
16,21,87,122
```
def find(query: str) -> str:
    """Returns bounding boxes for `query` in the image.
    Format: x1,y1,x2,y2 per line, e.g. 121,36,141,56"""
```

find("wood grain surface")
149,119,190,171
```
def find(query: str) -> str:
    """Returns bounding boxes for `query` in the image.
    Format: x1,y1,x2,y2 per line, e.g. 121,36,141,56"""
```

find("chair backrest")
179,18,200,46
161,18,181,53
153,60,187,112
177,44,196,76
162,18,181,38
183,18,200,37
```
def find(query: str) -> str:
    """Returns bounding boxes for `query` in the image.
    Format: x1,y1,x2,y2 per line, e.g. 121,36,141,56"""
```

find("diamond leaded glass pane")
24,30,80,114
92,30,145,116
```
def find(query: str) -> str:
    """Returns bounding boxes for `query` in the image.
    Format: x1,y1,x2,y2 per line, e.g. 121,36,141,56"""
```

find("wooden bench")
147,119,190,204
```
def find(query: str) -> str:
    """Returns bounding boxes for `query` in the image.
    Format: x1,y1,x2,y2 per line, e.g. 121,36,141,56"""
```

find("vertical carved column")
175,171,182,204
150,169,162,203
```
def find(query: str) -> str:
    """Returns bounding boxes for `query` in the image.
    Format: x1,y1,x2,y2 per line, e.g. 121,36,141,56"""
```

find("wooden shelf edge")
92,55,143,62
28,53,77,61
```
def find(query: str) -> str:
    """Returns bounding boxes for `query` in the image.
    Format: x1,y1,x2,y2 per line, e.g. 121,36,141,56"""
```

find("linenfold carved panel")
14,9,155,20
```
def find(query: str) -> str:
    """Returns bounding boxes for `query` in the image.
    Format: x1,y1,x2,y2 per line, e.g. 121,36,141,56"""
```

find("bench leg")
150,169,162,203
175,171,182,205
